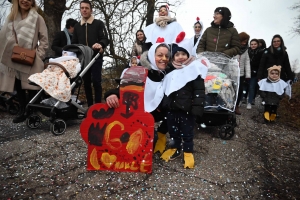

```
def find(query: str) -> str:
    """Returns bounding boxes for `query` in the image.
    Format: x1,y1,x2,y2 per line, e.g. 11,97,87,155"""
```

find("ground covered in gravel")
0,82,299,199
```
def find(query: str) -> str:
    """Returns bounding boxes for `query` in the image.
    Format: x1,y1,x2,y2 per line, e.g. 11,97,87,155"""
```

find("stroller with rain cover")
196,52,240,140
24,44,96,135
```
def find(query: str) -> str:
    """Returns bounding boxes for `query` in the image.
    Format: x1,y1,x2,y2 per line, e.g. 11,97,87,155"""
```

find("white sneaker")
247,103,252,109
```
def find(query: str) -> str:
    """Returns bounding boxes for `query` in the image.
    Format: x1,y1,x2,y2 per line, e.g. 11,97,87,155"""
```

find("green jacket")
196,21,240,57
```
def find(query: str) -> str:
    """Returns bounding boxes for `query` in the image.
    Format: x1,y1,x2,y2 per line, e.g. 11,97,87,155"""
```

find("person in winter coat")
105,39,171,155
258,39,266,51
233,32,251,115
0,0,48,123
246,39,263,109
196,7,240,57
72,0,109,106
258,65,289,122
160,32,207,169
257,34,294,82
131,30,146,56
51,18,78,56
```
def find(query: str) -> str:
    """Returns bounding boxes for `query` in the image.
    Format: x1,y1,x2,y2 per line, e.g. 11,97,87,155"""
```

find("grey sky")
174,0,299,63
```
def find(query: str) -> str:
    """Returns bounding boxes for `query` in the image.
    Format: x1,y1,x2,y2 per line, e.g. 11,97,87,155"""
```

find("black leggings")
15,78,38,108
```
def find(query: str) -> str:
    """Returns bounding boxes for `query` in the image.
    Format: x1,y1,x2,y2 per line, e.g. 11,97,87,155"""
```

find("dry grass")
277,81,300,131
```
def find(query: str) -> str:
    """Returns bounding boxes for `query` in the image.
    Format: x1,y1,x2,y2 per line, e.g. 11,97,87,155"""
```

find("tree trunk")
146,0,155,26
43,0,66,57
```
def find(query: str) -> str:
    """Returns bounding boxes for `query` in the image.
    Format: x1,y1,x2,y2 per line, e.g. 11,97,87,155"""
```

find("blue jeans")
247,77,258,104
83,58,103,106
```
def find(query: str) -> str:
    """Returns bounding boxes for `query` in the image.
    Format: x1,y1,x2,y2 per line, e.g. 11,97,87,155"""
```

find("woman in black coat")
257,34,294,82
246,39,263,108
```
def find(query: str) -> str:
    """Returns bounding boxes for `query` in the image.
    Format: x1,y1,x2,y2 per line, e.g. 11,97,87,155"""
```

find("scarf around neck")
155,16,172,27
12,9,38,49
172,56,196,69
239,44,248,55
63,28,71,45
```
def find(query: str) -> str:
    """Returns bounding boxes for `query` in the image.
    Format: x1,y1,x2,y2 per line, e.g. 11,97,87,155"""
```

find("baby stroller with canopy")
196,52,240,140
25,44,96,135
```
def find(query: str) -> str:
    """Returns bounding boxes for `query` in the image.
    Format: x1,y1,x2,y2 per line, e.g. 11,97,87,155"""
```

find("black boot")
12,107,27,123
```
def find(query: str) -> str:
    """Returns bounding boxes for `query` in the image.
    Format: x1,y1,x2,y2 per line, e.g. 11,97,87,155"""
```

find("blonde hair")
8,0,38,21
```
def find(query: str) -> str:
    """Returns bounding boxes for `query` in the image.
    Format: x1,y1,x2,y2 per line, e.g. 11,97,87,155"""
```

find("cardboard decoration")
80,66,154,173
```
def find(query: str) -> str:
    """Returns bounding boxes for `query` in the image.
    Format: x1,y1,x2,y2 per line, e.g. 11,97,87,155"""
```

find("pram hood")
62,44,94,72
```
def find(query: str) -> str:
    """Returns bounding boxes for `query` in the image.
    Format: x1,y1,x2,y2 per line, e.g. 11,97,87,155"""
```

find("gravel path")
0,102,299,200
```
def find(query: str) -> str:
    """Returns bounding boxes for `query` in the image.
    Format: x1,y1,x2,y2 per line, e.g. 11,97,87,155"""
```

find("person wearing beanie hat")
258,34,294,82
258,65,289,122
160,31,208,169
142,4,183,52
233,32,251,114
196,7,240,57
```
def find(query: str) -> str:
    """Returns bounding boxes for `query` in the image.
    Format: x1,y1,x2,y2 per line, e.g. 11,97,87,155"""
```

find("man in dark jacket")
51,18,78,56
72,0,109,106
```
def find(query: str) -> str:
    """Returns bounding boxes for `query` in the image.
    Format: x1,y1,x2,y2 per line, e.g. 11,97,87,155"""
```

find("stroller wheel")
219,124,235,140
8,102,20,115
26,114,42,129
50,119,66,136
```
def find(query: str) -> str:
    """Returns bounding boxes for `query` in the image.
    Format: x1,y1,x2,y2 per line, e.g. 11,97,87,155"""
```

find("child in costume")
120,56,140,78
160,32,208,168
258,65,289,122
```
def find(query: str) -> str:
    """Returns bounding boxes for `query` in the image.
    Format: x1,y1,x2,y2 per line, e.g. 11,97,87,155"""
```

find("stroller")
25,44,96,135
196,52,240,140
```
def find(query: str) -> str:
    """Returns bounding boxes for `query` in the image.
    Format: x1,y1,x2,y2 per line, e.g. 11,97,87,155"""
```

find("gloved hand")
191,106,204,117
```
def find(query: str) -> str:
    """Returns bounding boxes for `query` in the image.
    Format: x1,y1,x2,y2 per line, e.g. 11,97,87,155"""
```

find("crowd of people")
0,0,294,168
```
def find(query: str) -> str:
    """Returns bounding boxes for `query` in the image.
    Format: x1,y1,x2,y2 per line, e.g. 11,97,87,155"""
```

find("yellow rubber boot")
160,148,177,162
154,132,166,154
270,114,276,121
183,152,194,169
264,112,270,121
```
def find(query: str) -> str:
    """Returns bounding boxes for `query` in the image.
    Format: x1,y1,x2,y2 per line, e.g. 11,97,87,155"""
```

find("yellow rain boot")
154,132,166,154
264,112,270,121
183,152,194,169
160,148,177,162
270,113,276,121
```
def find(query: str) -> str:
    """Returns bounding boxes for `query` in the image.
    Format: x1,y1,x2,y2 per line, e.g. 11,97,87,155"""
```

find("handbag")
11,22,36,66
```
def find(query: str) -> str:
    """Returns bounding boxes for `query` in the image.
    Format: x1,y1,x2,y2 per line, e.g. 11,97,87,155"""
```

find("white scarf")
144,43,167,112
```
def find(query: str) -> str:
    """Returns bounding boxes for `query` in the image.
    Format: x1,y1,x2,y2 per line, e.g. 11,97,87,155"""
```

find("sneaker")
170,149,181,160
247,103,252,110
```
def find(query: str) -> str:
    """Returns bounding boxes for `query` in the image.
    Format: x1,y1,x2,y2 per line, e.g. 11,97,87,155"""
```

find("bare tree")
290,1,300,36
